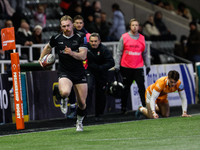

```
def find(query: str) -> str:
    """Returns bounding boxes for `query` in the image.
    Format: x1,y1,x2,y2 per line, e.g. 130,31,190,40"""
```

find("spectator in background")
11,6,30,31
17,21,33,44
88,13,101,33
0,0,15,19
100,12,110,42
31,25,43,60
115,18,151,114
92,0,101,15
154,0,164,8
84,14,94,33
8,0,26,10
174,35,188,62
73,15,90,70
163,2,176,15
138,23,148,40
176,2,192,22
74,15,90,41
186,21,200,67
31,25,43,44
143,14,160,41
81,0,94,22
81,0,91,14
17,21,33,59
70,4,83,19
154,11,176,41
108,3,126,41
34,5,46,28
87,33,115,121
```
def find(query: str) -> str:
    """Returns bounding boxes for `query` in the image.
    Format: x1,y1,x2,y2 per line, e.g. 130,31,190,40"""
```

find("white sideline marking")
1,113,200,137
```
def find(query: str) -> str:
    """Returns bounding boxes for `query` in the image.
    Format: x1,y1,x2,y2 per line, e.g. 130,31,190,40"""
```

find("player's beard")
64,29,72,36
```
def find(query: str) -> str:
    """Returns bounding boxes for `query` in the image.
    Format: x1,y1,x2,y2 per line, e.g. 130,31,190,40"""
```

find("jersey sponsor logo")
72,40,78,45
128,45,140,48
58,42,63,44
125,50,141,56
82,76,86,81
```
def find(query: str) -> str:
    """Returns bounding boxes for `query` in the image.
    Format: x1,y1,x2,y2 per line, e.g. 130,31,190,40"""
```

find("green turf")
1,115,200,150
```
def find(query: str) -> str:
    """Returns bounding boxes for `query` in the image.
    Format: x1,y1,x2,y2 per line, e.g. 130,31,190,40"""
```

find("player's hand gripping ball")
41,54,55,68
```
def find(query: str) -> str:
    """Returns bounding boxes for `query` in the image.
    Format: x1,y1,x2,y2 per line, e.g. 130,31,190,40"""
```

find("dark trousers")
120,67,146,109
86,73,107,117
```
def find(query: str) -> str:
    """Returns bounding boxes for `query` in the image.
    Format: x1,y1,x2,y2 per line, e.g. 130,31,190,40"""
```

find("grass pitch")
1,115,200,150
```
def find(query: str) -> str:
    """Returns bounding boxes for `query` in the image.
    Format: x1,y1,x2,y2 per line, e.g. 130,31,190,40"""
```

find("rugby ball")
41,54,55,68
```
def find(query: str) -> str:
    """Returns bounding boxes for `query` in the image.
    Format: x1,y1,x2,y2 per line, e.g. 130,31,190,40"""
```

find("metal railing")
0,41,152,73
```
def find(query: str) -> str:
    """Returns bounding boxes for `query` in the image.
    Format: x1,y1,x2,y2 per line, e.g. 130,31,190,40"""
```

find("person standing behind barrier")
108,3,126,41
86,33,115,121
135,70,191,119
186,21,200,68
154,11,176,41
39,15,88,131
74,15,90,42
31,25,43,60
100,12,110,42
34,5,46,28
17,21,34,59
115,18,151,114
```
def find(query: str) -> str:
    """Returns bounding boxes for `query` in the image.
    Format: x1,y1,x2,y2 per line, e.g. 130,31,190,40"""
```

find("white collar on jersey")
63,33,74,39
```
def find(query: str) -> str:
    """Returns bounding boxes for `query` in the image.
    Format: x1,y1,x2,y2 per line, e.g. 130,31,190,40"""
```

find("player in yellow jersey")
135,70,191,119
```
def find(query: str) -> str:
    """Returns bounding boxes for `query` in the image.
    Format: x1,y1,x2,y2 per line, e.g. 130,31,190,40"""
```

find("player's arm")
64,46,87,60
38,43,52,66
150,89,160,118
178,90,191,117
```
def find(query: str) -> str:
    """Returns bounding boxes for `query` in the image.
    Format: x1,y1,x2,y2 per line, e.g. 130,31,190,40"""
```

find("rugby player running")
39,15,88,131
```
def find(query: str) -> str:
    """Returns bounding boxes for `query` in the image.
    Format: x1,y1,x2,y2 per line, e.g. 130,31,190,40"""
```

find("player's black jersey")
49,32,87,75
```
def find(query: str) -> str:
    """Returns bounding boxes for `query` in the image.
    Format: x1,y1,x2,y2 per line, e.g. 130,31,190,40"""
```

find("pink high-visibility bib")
121,33,145,68
86,33,91,42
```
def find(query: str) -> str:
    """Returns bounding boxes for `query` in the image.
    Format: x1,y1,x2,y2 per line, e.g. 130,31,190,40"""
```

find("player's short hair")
73,15,84,22
89,33,101,40
60,15,73,24
129,18,139,26
168,70,179,81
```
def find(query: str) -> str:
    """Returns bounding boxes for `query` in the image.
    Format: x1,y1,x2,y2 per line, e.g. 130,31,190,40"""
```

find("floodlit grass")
1,115,200,150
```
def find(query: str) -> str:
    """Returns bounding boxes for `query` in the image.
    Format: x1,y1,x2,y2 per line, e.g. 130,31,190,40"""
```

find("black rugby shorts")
58,71,87,84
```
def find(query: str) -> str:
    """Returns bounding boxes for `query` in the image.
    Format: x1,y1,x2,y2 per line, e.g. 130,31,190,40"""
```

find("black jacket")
87,43,115,82
187,29,200,57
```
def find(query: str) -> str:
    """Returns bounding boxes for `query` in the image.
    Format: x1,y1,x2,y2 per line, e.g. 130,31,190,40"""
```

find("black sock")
76,107,87,117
